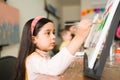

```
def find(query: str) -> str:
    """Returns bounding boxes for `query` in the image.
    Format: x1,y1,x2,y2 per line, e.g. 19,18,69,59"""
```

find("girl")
15,16,92,80
59,29,72,50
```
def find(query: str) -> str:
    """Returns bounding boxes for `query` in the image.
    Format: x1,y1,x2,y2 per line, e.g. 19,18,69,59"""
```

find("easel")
84,1,120,80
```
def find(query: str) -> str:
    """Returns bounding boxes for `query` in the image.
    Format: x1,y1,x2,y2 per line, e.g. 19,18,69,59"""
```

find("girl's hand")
67,19,92,55
75,19,92,40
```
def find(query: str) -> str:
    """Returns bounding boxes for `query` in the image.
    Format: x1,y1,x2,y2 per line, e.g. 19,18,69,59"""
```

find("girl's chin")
49,46,55,50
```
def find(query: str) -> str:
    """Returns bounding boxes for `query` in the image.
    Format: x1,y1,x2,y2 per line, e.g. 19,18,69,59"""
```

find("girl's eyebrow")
45,28,55,31
45,29,51,32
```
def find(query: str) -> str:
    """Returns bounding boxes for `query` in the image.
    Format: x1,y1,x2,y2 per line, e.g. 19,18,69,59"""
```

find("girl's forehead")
41,22,55,30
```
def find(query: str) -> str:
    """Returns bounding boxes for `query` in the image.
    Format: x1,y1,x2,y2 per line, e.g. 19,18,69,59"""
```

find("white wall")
61,5,80,28
1,0,61,57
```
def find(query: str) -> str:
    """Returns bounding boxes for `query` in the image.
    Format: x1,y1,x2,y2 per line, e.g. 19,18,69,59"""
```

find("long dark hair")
15,18,53,80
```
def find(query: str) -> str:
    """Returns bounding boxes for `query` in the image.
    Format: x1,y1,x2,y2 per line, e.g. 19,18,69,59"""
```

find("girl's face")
69,26,76,34
33,22,56,52
63,31,72,41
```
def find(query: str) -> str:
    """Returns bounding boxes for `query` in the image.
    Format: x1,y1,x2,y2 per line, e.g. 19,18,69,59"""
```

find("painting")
0,2,19,45
84,0,120,69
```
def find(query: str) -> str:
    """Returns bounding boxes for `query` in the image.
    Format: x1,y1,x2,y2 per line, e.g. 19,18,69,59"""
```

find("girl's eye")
53,31,55,34
47,32,50,35
45,31,55,35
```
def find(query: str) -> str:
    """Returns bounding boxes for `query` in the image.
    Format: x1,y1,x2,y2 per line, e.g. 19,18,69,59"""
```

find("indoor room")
0,0,120,80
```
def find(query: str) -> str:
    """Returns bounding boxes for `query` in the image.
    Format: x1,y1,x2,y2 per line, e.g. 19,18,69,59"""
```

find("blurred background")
0,0,108,57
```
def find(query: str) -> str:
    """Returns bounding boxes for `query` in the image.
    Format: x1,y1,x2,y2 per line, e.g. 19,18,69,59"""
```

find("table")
35,57,120,80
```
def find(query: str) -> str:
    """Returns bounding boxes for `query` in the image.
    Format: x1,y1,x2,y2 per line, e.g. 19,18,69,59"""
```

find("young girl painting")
15,16,92,80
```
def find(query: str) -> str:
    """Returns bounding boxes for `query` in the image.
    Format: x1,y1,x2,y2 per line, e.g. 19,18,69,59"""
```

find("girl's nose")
51,33,56,40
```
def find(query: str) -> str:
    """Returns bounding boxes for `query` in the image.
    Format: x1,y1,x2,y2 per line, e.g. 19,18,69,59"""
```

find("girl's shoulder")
26,52,43,63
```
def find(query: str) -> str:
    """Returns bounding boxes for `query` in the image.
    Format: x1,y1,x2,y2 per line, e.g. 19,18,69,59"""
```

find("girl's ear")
32,36,36,44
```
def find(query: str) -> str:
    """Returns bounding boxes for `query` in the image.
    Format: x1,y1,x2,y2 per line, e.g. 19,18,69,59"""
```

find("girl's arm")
67,19,92,55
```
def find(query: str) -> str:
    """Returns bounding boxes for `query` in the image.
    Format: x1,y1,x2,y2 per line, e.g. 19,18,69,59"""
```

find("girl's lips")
51,42,56,46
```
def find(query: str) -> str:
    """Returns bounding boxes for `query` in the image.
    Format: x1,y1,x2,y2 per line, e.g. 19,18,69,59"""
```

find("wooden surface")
36,57,120,80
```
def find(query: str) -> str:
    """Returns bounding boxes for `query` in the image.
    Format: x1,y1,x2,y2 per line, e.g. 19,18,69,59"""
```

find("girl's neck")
35,49,49,58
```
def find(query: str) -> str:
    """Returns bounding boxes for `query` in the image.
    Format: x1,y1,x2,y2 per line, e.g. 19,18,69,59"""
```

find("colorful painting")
0,2,19,45
84,0,120,69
